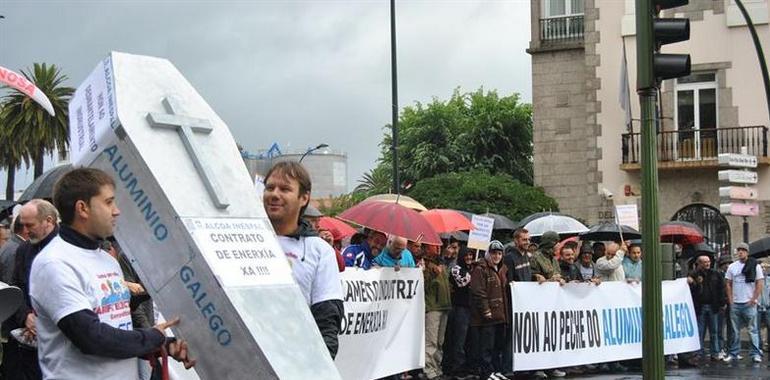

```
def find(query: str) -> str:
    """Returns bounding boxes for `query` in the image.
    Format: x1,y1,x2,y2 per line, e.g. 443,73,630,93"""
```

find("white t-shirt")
726,260,765,304
30,236,136,380
276,235,343,305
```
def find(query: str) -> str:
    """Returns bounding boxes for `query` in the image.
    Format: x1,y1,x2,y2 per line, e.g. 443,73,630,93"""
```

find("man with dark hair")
723,243,764,363
0,215,27,284
263,161,344,358
342,229,387,270
501,228,533,377
29,168,194,379
2,199,59,380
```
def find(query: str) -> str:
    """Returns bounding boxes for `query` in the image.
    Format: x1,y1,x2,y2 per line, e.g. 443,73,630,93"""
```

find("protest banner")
511,279,699,371
615,204,639,231
468,214,495,250
335,268,425,380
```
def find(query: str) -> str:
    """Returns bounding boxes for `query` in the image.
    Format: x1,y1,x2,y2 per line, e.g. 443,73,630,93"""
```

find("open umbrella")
421,209,473,233
338,200,441,245
481,213,517,230
19,163,73,201
524,214,588,237
660,221,705,245
579,223,641,242
750,237,770,258
517,211,566,229
363,194,427,211
440,231,469,242
318,217,357,241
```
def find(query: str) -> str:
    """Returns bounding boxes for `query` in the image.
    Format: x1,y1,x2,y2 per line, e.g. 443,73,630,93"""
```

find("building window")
672,203,731,258
540,0,585,41
674,73,718,160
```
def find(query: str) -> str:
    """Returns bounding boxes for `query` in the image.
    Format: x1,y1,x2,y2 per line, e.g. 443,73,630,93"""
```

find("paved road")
564,361,770,379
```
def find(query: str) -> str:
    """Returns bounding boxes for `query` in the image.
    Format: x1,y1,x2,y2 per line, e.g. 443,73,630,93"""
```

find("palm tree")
0,106,30,200
354,164,392,195
0,63,74,179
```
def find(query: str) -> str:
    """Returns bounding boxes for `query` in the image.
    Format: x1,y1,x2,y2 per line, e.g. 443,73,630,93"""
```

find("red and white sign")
719,186,758,200
720,202,760,217
0,65,56,116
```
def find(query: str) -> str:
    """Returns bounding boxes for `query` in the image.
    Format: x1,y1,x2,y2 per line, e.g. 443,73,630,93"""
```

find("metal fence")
622,125,768,164
540,15,584,42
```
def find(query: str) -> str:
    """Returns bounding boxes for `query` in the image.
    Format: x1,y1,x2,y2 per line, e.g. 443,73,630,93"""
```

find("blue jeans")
444,306,471,373
730,302,762,357
697,305,720,357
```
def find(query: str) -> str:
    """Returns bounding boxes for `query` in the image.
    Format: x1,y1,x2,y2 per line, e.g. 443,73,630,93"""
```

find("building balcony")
620,125,769,170
541,15,584,42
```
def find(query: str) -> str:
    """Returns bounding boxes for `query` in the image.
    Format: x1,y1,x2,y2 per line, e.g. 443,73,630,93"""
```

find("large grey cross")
146,97,229,209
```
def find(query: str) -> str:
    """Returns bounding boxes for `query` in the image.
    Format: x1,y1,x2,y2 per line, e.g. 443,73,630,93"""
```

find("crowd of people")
0,161,767,380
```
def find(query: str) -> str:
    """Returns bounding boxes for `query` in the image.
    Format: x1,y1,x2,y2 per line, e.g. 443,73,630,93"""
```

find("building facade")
529,0,770,254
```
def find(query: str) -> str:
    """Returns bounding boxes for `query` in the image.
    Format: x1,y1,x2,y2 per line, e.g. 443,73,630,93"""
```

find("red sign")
720,202,760,217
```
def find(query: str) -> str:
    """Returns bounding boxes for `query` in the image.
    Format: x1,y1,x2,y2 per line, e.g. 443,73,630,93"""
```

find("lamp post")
299,144,329,163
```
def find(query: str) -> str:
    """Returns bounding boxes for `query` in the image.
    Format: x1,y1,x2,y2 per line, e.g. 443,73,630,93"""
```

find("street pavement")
557,361,770,379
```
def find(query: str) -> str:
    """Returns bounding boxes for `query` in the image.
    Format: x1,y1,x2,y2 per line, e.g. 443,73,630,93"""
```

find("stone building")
528,0,769,254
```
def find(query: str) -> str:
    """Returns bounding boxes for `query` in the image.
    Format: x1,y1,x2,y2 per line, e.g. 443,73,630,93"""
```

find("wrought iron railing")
622,125,769,164
540,15,584,42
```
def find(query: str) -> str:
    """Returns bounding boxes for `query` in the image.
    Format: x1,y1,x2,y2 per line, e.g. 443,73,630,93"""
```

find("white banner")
335,268,425,380
68,55,119,166
511,279,699,371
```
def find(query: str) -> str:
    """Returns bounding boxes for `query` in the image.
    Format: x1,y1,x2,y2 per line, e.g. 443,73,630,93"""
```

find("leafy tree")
376,87,533,188
354,164,392,195
316,192,367,217
0,110,29,200
0,63,74,179
407,170,558,222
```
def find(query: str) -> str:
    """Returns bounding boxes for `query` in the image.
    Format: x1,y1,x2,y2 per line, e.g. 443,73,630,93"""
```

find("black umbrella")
579,222,641,242
449,210,517,230
440,231,469,242
19,164,73,202
682,241,717,259
750,237,770,258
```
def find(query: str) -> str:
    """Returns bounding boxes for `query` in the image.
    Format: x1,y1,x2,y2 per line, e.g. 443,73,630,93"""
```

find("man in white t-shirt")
262,161,344,358
723,243,764,363
29,168,195,379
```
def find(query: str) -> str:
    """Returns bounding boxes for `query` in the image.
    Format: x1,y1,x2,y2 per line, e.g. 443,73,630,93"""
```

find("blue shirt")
373,248,416,268
622,257,643,280
342,242,373,269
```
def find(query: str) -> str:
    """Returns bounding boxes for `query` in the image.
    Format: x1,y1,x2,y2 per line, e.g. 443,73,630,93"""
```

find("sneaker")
547,369,566,377
753,355,762,363
492,372,511,380
723,355,735,363
737,354,744,360
532,371,548,379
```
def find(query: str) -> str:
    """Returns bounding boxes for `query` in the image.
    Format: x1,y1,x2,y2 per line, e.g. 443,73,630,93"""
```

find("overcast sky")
1,0,532,194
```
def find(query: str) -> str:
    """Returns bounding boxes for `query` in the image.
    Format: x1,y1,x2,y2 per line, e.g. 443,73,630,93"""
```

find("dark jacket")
285,219,344,358
689,268,727,313
503,243,531,283
470,258,508,326
2,226,58,337
559,260,582,282
449,248,473,307
424,256,452,312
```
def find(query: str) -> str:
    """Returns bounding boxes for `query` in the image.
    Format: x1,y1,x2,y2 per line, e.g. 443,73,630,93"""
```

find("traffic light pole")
636,0,665,378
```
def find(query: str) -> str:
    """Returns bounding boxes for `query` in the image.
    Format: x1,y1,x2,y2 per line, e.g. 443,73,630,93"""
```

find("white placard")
614,204,639,231
182,217,295,287
335,268,425,380
511,279,699,371
468,214,495,250
68,55,119,166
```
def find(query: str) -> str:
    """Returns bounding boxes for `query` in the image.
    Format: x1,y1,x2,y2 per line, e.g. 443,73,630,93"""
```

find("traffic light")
637,0,691,89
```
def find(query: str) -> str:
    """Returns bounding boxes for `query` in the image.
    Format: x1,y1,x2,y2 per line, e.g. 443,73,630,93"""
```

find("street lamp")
299,144,329,162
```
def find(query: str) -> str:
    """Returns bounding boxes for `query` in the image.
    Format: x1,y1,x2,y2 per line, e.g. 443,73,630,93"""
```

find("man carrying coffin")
29,168,195,379
263,161,344,358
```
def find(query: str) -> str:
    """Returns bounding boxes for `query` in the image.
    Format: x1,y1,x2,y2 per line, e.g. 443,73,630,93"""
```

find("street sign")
718,153,758,168
720,202,760,217
719,186,758,200
718,170,758,184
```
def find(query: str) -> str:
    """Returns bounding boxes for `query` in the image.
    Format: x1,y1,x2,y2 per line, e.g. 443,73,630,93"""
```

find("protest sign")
511,279,699,371
335,268,425,380
614,204,639,231
468,214,495,250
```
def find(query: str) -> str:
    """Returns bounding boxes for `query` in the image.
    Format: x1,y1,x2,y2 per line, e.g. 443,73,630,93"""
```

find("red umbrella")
318,217,358,241
660,221,705,245
338,200,442,246
421,209,474,233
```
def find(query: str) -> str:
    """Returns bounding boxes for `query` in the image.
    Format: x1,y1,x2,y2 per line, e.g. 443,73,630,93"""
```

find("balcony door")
541,0,585,40
674,73,718,160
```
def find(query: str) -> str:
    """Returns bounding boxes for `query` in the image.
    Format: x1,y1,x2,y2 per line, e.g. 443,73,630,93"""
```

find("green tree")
376,87,533,188
0,63,74,179
0,110,30,200
354,164,392,195
407,170,558,222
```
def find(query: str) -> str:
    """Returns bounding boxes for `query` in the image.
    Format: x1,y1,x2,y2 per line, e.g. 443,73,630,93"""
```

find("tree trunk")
34,148,44,179
6,166,15,201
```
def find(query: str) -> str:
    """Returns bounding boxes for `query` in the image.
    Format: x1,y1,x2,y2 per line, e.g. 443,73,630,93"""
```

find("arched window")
672,203,731,257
